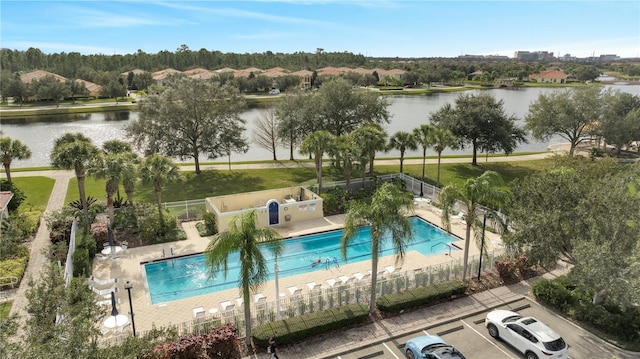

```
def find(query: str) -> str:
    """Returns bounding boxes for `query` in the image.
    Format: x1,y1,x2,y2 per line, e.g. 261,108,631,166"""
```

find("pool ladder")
430,242,453,256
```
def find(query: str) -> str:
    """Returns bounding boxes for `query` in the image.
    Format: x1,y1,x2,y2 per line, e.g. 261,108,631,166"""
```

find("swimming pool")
143,217,459,304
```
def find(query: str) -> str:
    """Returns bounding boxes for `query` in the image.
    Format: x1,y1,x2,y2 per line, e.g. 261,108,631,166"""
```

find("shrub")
0,255,29,289
138,212,180,244
376,280,467,313
532,278,575,312
252,303,369,347
72,248,90,277
153,324,240,359
202,211,217,235
494,258,517,281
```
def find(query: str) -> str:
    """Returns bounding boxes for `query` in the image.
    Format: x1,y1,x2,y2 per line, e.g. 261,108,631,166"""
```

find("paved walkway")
7,170,72,337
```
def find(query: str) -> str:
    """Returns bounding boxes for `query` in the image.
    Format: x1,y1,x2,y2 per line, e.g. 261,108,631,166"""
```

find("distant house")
528,69,568,84
19,70,102,98
151,68,182,85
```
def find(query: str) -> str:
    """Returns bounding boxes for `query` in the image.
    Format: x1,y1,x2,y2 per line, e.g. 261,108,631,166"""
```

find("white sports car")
485,310,568,359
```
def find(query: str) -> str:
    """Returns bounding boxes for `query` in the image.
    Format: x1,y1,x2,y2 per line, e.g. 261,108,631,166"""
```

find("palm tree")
300,130,335,194
352,125,387,175
387,131,418,174
205,209,283,345
87,153,127,229
139,154,181,225
102,139,133,155
120,152,140,206
50,133,99,231
340,182,414,313
429,127,457,184
329,134,360,195
0,136,32,185
413,124,433,197
439,171,510,280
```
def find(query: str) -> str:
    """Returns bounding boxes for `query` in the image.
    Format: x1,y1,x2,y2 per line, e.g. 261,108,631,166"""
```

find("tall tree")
413,124,433,196
439,171,510,280
65,79,89,104
22,262,102,359
429,126,457,184
329,134,360,195
507,160,640,306
205,210,283,345
433,93,526,166
387,131,417,174
139,154,181,225
300,130,335,194
315,77,390,136
0,136,32,185
102,139,133,155
120,152,140,206
252,107,281,161
50,133,99,231
525,86,602,156
340,182,414,313
87,153,127,229
99,78,127,104
276,92,317,160
599,89,640,155
127,77,247,174
351,125,387,175
32,75,70,108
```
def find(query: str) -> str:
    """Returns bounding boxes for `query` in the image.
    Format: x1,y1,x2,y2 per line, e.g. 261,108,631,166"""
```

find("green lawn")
63,159,546,204
0,301,11,319
12,176,56,212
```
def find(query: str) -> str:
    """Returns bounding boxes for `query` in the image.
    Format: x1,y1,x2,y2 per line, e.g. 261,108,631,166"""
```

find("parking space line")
381,343,400,359
459,319,516,359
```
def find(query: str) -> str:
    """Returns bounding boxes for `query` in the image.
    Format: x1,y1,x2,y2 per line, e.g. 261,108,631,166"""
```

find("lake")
2,85,639,168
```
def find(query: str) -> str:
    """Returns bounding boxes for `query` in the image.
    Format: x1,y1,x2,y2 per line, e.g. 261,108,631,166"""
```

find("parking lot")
326,297,634,359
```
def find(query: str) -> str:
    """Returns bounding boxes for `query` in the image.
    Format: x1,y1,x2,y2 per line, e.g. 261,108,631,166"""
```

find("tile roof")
0,191,13,211
20,70,67,83
529,70,568,79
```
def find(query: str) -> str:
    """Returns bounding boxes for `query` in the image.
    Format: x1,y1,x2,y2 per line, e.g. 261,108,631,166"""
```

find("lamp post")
477,212,490,282
124,281,136,337
274,257,281,320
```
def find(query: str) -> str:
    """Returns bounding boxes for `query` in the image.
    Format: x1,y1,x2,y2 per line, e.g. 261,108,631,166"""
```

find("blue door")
268,201,279,225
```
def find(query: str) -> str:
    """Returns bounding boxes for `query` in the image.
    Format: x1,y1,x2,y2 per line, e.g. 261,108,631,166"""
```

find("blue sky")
1,1,639,58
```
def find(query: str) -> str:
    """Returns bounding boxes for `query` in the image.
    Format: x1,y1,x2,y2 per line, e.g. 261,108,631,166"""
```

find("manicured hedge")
376,280,467,313
533,276,640,343
252,303,369,347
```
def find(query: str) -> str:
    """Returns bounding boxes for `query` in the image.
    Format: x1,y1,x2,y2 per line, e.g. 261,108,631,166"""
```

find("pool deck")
91,204,503,337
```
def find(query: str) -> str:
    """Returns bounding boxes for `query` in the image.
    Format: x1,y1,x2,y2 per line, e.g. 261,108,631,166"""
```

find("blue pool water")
144,217,459,304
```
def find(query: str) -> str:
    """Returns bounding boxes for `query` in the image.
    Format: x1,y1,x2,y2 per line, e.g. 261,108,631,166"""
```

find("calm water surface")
3,85,639,168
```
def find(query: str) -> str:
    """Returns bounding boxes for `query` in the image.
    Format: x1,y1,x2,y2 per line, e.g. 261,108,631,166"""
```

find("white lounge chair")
325,278,338,288
353,272,370,281
91,286,117,296
287,286,301,296
89,276,118,286
338,275,352,285
306,282,322,292
192,306,205,319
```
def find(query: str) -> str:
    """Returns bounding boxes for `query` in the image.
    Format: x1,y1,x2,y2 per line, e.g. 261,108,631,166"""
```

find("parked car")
268,88,280,95
404,335,466,359
485,310,568,359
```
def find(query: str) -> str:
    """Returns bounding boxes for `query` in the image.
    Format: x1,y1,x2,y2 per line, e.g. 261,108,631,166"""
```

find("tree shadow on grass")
154,167,317,202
